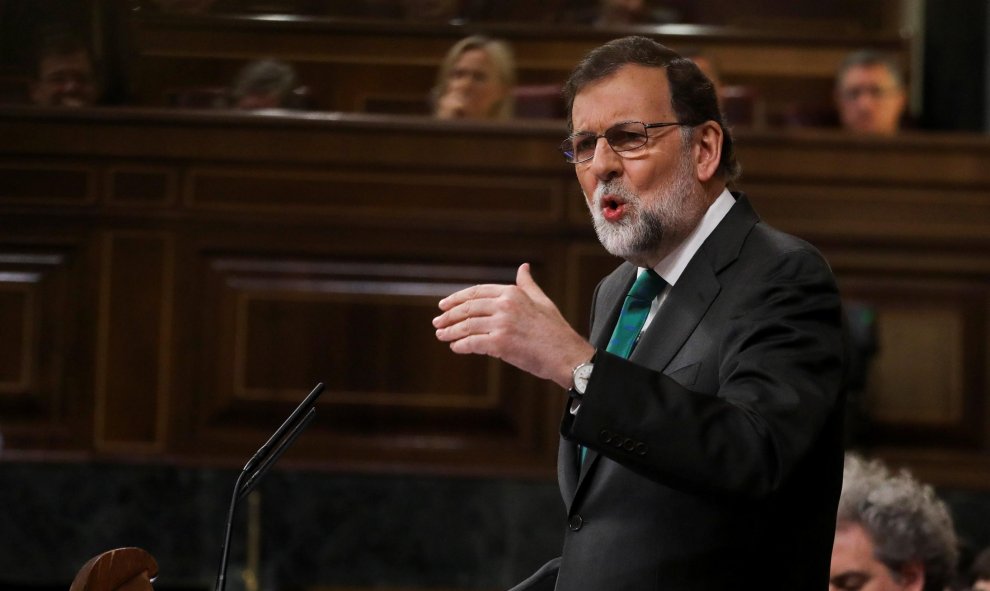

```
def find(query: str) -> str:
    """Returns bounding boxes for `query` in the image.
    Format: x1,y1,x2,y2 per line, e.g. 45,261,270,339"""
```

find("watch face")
573,363,593,393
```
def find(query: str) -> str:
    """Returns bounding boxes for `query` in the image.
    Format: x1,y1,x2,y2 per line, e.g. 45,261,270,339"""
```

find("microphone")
214,382,325,591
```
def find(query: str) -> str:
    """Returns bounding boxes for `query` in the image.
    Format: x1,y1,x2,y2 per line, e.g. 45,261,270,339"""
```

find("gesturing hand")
433,263,595,389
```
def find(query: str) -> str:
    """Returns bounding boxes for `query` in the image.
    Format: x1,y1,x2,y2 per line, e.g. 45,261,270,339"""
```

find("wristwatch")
571,361,595,397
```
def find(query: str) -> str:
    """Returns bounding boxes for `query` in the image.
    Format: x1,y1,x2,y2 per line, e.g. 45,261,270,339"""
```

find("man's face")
830,522,922,591
835,64,906,136
31,51,97,107
570,64,706,267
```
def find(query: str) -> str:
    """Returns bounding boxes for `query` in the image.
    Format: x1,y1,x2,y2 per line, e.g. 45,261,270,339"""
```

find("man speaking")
433,36,846,591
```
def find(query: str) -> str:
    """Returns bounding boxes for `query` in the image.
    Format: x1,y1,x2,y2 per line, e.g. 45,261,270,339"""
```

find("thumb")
516,262,545,299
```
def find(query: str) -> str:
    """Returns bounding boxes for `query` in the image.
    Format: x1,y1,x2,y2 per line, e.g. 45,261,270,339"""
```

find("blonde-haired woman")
433,36,516,120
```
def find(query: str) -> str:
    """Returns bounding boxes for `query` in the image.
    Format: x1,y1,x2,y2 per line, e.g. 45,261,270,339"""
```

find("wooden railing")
0,106,987,488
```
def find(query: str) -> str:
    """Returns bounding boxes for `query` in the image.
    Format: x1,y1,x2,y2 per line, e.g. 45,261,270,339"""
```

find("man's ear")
692,120,722,182
896,559,925,591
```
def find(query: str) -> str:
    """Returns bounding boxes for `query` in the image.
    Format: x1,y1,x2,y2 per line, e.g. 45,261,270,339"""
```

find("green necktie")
606,269,667,359
580,269,666,465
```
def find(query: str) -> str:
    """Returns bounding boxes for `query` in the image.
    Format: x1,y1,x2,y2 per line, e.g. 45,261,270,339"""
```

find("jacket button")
635,442,648,456
623,439,635,451
599,429,612,444
568,515,584,531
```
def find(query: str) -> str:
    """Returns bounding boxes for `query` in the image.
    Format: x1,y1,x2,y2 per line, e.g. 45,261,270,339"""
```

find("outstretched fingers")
438,283,505,312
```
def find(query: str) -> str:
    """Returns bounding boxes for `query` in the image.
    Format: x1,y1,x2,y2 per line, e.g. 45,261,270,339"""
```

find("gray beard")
587,155,697,262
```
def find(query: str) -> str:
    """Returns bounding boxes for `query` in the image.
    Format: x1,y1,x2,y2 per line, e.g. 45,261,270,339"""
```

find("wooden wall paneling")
0,277,33,393
1,107,988,485
837,276,988,447
736,132,990,246
564,243,624,337
94,231,174,454
0,245,88,450
185,165,565,225
0,161,97,206
106,165,177,206
186,237,563,475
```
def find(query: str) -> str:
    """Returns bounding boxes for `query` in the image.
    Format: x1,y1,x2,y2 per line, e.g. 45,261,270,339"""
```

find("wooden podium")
69,548,158,591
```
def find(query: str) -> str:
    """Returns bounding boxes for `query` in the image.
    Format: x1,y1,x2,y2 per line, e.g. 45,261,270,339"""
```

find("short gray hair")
838,453,958,591
836,50,904,88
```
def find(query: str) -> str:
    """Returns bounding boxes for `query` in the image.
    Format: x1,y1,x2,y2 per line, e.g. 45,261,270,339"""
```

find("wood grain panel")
0,281,34,392
233,290,499,405
188,167,563,223
107,167,176,206
0,253,68,403
838,277,987,447
95,232,174,453
0,248,84,449
0,163,95,205
565,243,624,336
191,253,558,473
741,182,990,244
870,306,964,424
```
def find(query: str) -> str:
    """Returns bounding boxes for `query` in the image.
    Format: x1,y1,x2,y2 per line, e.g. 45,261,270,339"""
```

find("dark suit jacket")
511,193,846,591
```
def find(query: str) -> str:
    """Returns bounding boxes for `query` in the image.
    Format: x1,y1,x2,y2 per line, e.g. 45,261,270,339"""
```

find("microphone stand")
214,382,325,591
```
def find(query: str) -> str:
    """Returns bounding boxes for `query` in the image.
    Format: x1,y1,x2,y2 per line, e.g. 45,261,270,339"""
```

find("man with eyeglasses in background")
835,50,907,136
434,36,846,591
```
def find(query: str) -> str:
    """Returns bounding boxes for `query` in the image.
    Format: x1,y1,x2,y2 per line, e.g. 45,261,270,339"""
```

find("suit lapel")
631,261,719,370
632,194,758,367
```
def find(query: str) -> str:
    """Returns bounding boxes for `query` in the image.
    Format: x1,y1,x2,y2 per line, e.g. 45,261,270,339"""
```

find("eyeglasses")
559,121,684,164
839,85,900,102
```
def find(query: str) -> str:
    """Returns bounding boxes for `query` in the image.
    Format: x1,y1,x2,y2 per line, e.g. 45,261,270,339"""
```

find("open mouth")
601,195,627,222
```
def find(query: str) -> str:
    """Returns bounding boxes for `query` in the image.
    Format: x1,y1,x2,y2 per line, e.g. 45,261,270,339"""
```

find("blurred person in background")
593,0,677,26
432,35,515,120
231,59,299,110
831,453,959,591
834,50,907,136
563,0,678,27
29,28,99,107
